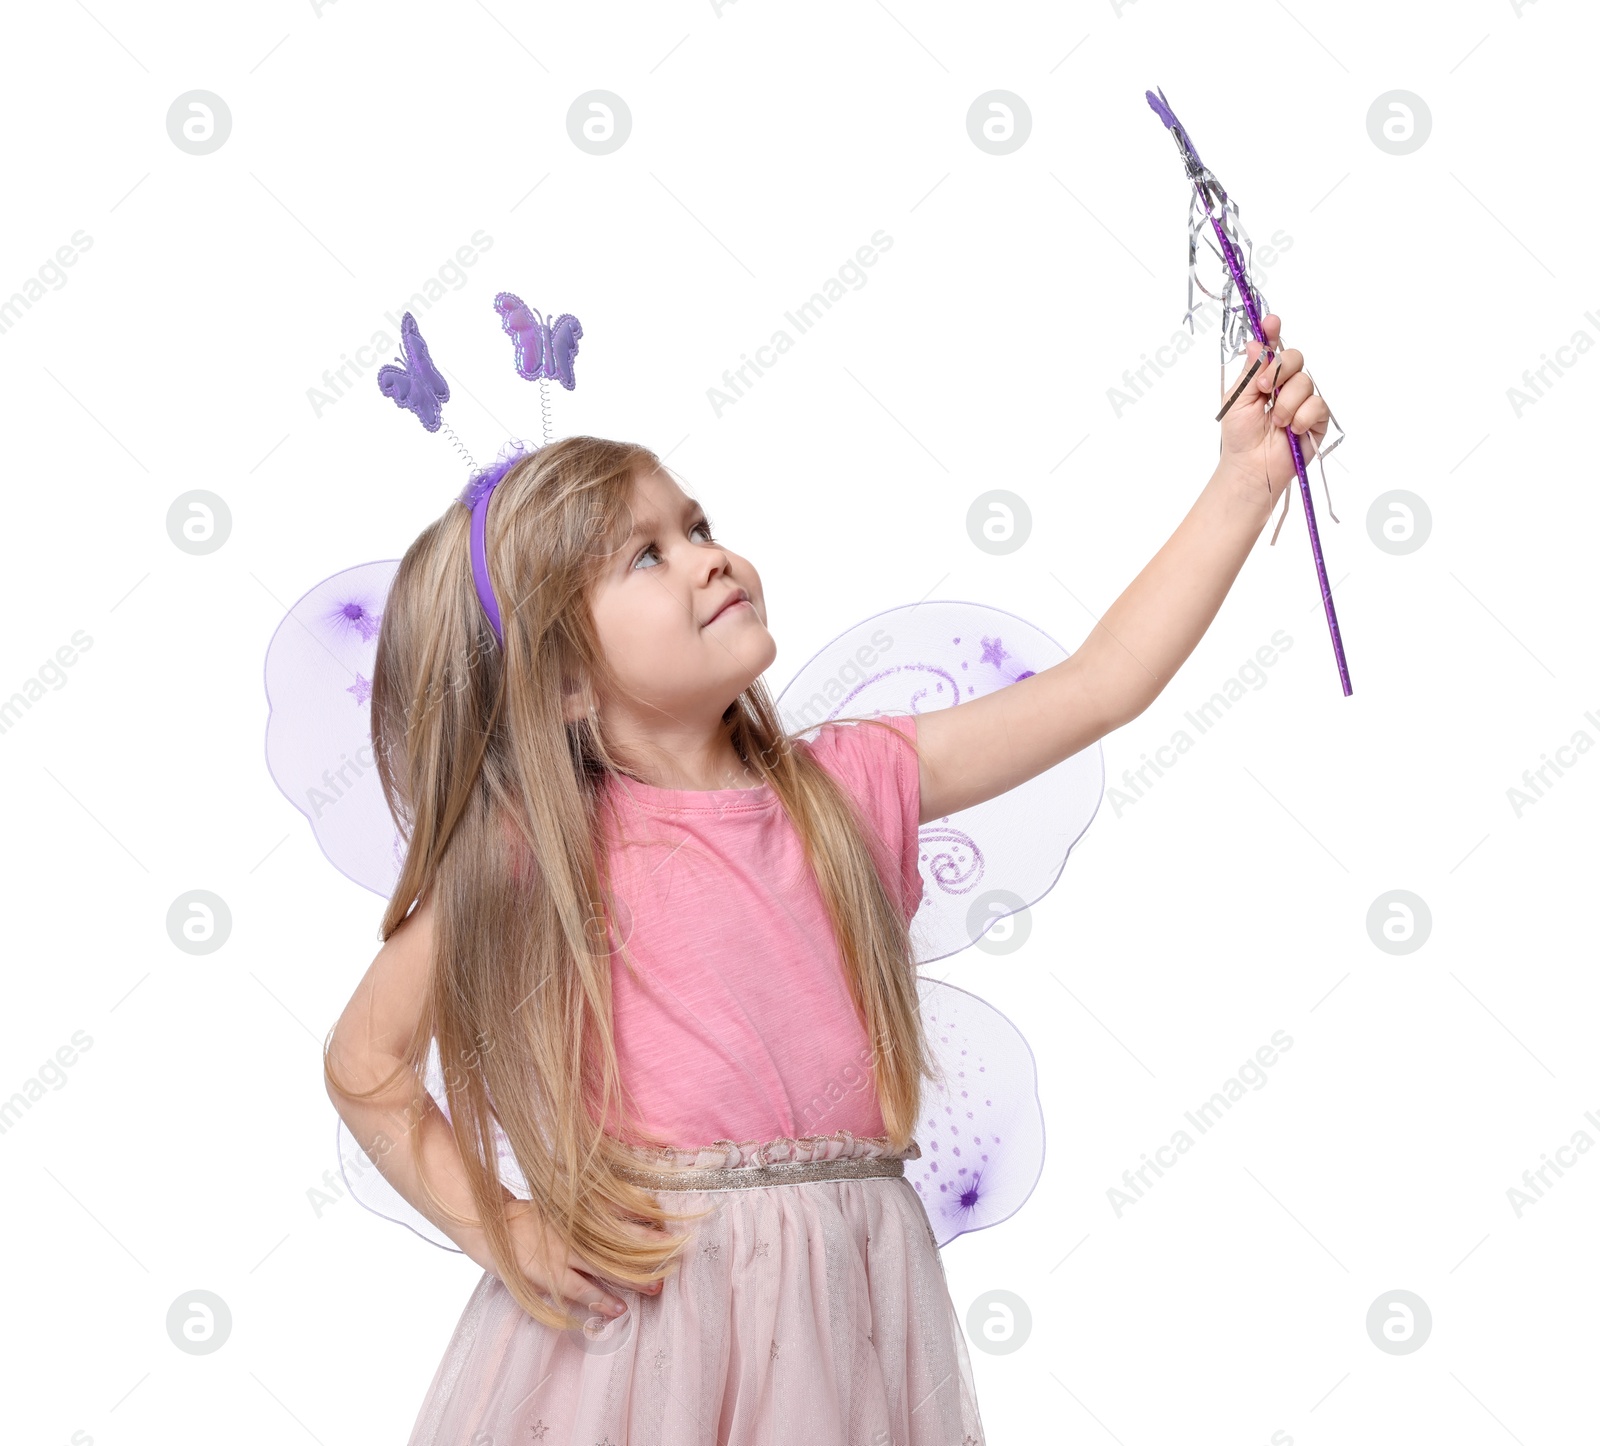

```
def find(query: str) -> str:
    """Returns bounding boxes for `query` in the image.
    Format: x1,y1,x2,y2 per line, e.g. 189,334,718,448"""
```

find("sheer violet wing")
263,559,407,898
776,600,1103,966
776,600,1103,1244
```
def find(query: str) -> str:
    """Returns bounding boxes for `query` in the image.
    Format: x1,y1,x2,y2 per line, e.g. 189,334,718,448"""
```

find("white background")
2,1,1595,1443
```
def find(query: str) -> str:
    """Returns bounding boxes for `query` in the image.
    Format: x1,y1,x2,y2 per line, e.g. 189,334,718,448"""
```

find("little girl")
325,314,1328,1445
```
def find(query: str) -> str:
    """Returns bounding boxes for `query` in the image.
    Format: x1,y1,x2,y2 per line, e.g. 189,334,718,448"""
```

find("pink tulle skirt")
405,1132,986,1445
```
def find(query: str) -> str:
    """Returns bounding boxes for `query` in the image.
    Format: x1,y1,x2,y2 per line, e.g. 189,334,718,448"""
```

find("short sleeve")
798,713,924,924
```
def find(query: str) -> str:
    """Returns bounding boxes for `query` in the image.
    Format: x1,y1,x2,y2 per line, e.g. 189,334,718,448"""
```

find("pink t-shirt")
595,713,923,1150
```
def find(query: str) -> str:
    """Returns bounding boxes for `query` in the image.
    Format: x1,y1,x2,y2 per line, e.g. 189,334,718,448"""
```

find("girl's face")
580,466,775,733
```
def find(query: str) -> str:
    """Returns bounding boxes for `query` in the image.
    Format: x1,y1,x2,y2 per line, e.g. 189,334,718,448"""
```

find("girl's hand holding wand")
1063,311,1331,727
911,311,1333,821
1215,312,1330,516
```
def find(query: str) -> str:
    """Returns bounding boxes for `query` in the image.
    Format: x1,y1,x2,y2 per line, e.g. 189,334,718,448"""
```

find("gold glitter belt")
614,1153,907,1192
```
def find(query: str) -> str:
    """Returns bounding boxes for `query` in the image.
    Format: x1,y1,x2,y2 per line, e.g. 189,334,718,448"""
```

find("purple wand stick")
1146,87,1353,698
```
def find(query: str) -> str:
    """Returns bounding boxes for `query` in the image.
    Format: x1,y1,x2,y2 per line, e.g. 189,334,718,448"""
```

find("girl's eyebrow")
623,497,708,543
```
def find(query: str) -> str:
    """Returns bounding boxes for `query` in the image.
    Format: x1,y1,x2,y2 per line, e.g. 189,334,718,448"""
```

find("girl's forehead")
619,469,693,528
626,466,681,508
593,468,687,562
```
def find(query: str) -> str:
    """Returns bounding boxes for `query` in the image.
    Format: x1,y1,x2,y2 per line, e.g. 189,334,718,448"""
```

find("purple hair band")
457,448,532,646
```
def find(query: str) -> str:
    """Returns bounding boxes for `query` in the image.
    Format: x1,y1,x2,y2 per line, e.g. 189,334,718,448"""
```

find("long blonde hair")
324,435,935,1328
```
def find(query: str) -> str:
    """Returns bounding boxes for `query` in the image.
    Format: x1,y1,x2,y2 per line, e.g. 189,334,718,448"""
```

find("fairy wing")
263,560,406,896
268,586,1102,1251
775,600,1101,1244
910,977,1046,1242
778,601,1101,966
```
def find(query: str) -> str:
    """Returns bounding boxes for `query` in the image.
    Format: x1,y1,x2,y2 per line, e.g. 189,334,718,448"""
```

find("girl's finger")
583,1266,661,1300
1223,346,1271,411
1258,347,1303,391
1268,372,1313,425
570,1248,665,1302
1291,396,1329,438
561,1267,626,1317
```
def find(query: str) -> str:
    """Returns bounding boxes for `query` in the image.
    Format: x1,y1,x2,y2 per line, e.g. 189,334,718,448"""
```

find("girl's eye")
633,519,717,568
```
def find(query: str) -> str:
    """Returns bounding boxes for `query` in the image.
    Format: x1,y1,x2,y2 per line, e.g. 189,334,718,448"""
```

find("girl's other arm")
325,895,647,1317
325,893,508,1263
916,314,1328,824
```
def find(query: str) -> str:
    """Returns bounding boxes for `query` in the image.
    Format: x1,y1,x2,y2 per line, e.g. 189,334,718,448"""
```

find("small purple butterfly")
494,292,582,389
376,311,450,432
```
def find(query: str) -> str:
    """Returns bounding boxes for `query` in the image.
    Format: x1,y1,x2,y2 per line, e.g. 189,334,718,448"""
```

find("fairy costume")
263,303,1104,1443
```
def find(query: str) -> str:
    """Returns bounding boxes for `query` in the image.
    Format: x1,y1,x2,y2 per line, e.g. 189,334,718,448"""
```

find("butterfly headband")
376,293,583,646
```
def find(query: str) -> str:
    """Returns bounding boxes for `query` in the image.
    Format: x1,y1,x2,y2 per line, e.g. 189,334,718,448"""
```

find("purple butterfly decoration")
376,312,450,432
495,291,582,389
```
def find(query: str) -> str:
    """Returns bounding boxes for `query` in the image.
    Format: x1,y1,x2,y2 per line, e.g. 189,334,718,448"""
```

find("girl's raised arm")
915,315,1328,825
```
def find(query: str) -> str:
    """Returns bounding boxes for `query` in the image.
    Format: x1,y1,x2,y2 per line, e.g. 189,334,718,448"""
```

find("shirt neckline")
603,769,780,813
